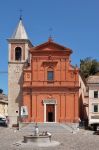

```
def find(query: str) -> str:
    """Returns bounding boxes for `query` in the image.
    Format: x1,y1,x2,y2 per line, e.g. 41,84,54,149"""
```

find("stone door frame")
43,99,57,123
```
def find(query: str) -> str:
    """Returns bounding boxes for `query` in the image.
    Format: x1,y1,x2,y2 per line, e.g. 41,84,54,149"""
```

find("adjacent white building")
87,75,99,126
0,92,8,117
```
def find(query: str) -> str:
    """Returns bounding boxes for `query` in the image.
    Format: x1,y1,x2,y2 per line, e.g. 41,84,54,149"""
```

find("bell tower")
8,18,33,127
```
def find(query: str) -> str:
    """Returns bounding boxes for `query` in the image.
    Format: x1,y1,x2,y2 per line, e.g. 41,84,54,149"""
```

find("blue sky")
0,0,99,94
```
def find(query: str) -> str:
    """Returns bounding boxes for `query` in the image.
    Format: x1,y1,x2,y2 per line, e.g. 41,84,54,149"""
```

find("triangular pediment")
30,39,72,53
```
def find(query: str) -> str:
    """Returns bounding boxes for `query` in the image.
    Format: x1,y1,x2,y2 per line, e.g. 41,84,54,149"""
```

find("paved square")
0,127,99,150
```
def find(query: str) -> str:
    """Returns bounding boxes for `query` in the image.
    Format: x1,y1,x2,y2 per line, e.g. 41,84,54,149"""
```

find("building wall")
0,103,8,117
79,75,88,121
22,92,79,123
0,93,8,117
22,41,79,123
89,87,99,124
8,41,32,126
8,63,23,126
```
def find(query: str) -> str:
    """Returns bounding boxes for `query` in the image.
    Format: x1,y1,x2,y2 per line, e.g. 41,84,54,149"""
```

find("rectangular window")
47,71,54,81
94,91,98,98
93,104,98,112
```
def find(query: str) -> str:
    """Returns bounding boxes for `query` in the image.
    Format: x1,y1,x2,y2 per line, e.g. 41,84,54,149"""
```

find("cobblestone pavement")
0,127,99,150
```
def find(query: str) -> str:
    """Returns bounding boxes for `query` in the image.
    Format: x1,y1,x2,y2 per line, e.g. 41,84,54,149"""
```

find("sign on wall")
21,106,28,117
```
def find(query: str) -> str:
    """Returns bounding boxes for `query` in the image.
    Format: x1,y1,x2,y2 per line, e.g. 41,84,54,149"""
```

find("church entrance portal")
46,104,55,122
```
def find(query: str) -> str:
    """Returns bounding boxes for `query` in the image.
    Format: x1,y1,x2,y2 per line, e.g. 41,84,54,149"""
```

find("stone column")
44,103,46,122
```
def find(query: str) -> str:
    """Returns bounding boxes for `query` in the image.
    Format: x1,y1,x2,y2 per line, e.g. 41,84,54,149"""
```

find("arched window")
47,67,54,81
15,47,22,61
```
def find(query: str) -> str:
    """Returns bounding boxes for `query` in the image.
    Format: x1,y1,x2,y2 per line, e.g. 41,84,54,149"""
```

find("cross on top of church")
48,28,53,42
19,9,23,20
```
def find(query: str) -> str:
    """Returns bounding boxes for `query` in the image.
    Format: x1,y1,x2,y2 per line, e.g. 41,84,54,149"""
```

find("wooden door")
46,104,55,122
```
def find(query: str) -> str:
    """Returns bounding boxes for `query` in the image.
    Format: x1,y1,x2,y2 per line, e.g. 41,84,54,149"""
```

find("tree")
0,89,3,94
80,57,99,78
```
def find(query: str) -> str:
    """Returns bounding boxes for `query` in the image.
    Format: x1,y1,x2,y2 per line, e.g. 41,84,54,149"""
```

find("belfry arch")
15,47,22,61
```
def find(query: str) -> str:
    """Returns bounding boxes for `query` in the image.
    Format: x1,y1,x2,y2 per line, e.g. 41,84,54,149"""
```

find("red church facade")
23,38,79,123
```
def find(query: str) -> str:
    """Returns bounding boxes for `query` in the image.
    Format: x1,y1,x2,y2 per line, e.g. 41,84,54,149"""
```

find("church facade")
8,18,79,126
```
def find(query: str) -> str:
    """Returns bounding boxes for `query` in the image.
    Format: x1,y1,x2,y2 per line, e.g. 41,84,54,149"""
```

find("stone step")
19,122,79,133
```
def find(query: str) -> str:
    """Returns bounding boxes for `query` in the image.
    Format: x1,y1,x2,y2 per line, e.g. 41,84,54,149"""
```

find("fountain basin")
23,134,51,143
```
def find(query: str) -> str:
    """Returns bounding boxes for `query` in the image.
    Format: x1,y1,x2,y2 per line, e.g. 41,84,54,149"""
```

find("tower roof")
11,18,28,39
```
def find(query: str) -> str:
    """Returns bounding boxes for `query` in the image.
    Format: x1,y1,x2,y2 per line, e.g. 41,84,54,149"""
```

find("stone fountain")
15,123,60,148
23,123,52,143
